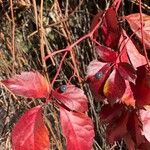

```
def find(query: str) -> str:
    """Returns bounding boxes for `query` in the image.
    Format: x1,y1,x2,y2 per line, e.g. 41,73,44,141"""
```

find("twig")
51,52,68,87
32,0,38,29
9,0,15,62
39,0,47,71
45,7,106,89
131,0,150,11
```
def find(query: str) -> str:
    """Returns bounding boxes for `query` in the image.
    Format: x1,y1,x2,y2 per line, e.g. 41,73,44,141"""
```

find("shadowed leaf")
90,11,103,39
117,62,137,84
99,103,124,123
127,111,143,146
132,66,150,107
106,112,129,144
124,133,135,150
87,60,107,77
87,61,112,101
101,7,121,49
90,7,121,49
96,45,117,62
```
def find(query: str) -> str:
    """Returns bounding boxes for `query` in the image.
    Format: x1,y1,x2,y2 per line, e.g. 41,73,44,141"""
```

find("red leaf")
12,106,49,150
99,103,124,124
112,0,122,11
127,111,143,146
90,7,121,49
101,7,121,49
53,85,88,112
90,11,103,39
87,61,112,101
117,62,137,84
121,81,135,107
138,141,150,150
1,72,50,98
132,66,150,107
124,128,150,150
120,30,147,68
125,13,150,49
117,35,130,64
87,60,107,77
140,108,150,142
96,45,117,62
124,133,135,150
60,107,94,150
106,112,129,144
103,68,126,103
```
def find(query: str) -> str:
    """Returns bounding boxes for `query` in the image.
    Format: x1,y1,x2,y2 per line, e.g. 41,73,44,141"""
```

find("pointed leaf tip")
120,30,147,68
1,71,50,98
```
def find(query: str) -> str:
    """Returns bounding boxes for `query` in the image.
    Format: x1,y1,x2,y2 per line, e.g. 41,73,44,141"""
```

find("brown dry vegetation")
0,0,150,150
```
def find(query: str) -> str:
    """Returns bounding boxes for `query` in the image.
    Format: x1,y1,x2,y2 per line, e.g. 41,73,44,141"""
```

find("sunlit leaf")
140,108,150,143
12,106,49,150
119,30,147,68
103,68,126,103
53,85,88,112
125,13,150,49
60,107,94,150
121,81,135,107
1,72,50,98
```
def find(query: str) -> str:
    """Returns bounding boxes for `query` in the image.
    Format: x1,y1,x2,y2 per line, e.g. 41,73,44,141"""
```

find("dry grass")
0,0,150,150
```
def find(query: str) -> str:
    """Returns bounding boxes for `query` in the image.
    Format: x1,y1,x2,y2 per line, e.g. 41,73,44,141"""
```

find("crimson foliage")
87,1,150,149
1,1,150,150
